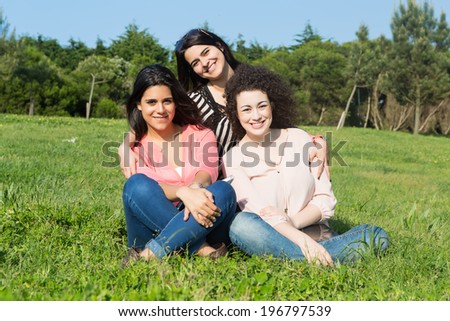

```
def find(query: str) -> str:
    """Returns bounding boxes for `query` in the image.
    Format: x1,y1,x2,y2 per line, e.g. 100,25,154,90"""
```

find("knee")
123,174,158,200
208,180,236,204
229,212,267,243
361,224,389,253
372,225,389,252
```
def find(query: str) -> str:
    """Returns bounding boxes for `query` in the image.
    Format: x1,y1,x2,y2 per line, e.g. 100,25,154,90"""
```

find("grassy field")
1,114,449,300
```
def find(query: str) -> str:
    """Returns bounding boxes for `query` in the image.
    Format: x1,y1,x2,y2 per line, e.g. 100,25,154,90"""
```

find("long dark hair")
126,64,205,142
225,64,299,140
175,29,241,92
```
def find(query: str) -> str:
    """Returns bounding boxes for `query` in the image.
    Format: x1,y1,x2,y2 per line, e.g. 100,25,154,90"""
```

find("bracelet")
189,182,205,189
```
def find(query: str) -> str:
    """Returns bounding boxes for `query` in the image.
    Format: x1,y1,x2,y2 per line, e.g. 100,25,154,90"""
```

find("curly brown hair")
225,64,299,140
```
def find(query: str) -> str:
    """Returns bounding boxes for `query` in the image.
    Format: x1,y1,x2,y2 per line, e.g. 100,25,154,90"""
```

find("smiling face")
184,45,230,81
137,85,176,138
236,90,273,142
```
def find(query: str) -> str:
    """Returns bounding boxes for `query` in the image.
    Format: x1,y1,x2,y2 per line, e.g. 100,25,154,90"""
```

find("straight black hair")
126,64,204,142
174,29,241,92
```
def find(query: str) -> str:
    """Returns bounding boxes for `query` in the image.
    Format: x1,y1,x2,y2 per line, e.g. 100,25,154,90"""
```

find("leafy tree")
64,38,93,70
94,38,108,56
74,55,131,118
389,0,450,134
255,40,347,125
0,42,66,115
1,8,11,41
199,21,212,31
110,23,169,73
291,21,322,50
233,34,272,62
291,40,347,125
29,36,69,70
0,9,17,79
92,97,123,118
340,25,391,129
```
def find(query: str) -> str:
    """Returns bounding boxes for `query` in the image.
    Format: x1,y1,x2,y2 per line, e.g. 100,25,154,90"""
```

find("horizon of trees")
1,0,449,135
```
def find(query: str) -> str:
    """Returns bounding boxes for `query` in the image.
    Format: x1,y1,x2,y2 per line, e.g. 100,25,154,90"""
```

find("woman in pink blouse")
121,64,236,265
223,64,389,265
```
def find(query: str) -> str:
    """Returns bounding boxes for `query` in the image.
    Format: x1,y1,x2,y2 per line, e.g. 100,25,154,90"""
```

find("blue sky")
2,0,449,49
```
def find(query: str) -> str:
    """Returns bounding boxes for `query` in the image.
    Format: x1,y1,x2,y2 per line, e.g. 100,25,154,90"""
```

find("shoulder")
188,85,207,100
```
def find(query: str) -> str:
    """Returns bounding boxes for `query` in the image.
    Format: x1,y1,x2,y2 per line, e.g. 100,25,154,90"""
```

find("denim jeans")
229,212,389,263
123,174,237,258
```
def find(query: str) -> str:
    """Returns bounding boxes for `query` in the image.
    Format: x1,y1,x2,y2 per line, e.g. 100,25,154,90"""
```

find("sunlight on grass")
1,115,449,300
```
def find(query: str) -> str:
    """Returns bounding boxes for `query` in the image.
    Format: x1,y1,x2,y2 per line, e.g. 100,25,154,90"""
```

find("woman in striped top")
174,29,239,161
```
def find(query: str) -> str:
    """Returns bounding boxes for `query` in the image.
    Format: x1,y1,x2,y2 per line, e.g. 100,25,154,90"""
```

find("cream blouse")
222,128,336,227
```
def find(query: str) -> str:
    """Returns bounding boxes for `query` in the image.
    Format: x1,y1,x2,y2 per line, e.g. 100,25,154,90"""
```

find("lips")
206,62,216,73
153,115,168,121
250,120,265,129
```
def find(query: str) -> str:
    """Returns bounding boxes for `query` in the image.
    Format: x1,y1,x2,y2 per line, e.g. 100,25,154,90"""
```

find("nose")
155,102,166,113
200,58,209,71
250,108,262,120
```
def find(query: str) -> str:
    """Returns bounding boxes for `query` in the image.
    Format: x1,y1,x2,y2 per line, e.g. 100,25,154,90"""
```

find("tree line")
1,0,449,134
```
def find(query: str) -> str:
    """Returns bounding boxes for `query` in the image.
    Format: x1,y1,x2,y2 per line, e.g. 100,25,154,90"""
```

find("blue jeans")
230,212,389,263
123,174,237,258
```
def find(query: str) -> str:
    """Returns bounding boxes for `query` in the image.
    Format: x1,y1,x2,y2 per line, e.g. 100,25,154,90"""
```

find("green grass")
1,114,449,300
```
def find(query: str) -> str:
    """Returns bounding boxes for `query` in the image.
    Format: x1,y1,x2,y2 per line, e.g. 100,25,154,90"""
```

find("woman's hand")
119,143,138,179
309,135,330,181
176,186,221,228
298,234,333,266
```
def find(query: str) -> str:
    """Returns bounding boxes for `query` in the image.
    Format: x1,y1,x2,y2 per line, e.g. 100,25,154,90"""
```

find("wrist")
176,186,190,199
189,182,205,189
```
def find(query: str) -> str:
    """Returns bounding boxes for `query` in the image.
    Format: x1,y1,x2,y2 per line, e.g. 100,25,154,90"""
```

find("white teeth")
251,122,264,128
207,62,215,72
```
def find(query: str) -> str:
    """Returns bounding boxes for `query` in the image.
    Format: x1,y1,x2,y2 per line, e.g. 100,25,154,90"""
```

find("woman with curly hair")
223,64,389,265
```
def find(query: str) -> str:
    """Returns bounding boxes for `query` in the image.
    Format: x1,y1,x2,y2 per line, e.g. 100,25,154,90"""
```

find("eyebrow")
239,100,269,108
189,47,209,67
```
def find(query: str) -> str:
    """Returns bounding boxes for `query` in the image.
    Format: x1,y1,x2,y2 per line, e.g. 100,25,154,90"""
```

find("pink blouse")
132,124,219,186
223,128,336,227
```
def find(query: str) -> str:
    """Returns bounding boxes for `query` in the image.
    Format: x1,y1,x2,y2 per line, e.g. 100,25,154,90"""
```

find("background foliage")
1,0,449,134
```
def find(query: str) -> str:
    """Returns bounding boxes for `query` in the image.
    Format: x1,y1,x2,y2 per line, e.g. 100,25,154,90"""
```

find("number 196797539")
260,305,331,317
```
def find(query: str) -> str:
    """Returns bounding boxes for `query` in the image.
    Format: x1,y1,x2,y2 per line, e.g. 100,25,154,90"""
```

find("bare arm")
289,204,322,229
158,170,212,201
189,170,213,189
308,133,330,180
119,131,138,178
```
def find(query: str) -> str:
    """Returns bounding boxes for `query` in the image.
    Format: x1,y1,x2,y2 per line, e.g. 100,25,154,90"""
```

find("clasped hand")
176,186,221,228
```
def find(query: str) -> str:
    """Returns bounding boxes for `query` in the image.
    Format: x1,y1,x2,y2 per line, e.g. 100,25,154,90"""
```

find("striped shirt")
189,85,236,158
